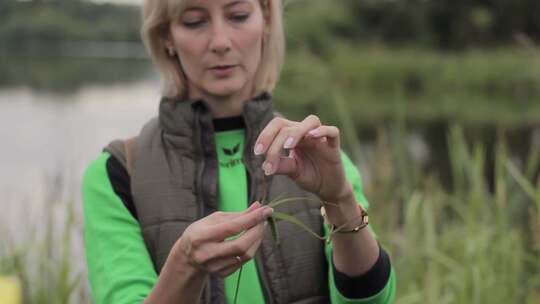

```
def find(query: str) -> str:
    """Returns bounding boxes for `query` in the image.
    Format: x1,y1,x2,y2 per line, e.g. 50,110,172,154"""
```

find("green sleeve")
325,151,396,304
81,152,157,304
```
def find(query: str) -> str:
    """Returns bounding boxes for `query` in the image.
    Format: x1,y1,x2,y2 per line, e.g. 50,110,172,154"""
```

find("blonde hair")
141,0,285,98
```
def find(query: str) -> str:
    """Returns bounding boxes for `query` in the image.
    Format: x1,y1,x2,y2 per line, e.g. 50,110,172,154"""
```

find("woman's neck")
188,85,253,118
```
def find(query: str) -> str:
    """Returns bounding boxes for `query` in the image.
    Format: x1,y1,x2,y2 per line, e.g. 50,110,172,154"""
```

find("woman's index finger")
205,207,273,241
254,117,292,156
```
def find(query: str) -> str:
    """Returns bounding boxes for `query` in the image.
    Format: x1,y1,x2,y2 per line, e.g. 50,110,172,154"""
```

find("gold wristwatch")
320,203,369,234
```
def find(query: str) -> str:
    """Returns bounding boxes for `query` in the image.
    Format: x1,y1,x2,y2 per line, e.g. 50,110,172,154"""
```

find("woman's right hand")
173,201,273,278
145,203,272,304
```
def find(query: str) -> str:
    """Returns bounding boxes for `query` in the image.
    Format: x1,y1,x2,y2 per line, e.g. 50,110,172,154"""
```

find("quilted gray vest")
104,93,329,304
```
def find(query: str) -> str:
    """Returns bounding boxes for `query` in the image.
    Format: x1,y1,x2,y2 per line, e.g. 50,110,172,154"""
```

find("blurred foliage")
0,0,140,44
275,45,540,127
284,0,540,50
0,192,88,304
361,123,540,303
1,0,539,49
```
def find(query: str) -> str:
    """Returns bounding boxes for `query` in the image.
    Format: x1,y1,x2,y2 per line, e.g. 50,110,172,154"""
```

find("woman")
82,0,396,303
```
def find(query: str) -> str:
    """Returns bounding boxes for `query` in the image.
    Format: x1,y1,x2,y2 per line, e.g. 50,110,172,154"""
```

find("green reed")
0,194,87,304
363,124,540,303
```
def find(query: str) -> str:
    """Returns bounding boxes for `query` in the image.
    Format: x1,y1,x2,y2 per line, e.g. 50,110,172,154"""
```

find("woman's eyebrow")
224,0,250,9
182,0,248,13
182,6,205,13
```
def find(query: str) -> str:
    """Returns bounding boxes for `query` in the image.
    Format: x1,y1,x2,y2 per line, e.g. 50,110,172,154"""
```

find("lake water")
0,76,163,295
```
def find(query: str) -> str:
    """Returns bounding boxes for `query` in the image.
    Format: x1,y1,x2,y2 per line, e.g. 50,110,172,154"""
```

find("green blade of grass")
505,159,539,203
233,265,243,304
267,196,330,209
271,212,326,240
264,192,286,206
267,217,280,245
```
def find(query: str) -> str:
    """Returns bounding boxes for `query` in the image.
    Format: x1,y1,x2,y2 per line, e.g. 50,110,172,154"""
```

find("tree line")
1,0,539,50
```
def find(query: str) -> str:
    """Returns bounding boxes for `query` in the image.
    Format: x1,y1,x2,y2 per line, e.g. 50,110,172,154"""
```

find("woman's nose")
209,21,232,54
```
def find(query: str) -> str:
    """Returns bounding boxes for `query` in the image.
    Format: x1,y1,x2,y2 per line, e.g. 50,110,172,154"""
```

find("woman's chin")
205,80,247,98
208,88,237,97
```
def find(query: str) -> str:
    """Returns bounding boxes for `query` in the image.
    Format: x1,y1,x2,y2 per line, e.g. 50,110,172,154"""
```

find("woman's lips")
209,65,237,77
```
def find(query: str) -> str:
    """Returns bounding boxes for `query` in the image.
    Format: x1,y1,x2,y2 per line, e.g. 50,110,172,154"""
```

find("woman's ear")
159,24,176,57
163,41,176,57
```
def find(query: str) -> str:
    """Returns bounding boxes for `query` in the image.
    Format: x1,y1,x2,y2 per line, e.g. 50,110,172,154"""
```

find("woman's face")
166,0,266,98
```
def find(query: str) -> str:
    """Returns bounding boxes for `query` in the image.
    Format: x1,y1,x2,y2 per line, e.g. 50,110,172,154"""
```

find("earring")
167,48,176,57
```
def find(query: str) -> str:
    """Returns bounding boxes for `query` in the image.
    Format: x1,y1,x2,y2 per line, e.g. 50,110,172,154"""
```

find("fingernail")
283,137,294,149
263,161,273,175
254,144,264,155
263,207,274,218
309,129,319,136
264,221,268,226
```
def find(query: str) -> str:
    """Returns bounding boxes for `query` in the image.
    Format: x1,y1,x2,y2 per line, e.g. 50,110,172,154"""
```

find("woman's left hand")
254,115,352,204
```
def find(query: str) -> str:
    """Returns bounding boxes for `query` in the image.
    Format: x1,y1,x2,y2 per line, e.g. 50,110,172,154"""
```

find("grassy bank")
0,196,88,303
360,125,540,303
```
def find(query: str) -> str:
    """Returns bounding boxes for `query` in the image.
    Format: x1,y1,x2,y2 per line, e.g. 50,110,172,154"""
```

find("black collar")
212,116,245,132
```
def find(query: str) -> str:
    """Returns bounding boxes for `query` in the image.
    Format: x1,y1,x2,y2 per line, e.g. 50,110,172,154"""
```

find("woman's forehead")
176,0,255,10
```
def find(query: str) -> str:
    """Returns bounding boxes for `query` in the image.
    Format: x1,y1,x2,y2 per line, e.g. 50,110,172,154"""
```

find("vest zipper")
195,110,211,304
244,115,274,304
255,254,274,304
197,106,225,304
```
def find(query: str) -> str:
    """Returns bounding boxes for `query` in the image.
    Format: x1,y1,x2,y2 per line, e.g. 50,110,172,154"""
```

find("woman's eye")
182,19,205,28
230,13,250,23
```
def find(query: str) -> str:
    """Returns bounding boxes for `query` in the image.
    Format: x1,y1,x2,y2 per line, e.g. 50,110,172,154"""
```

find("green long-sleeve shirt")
82,127,395,304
